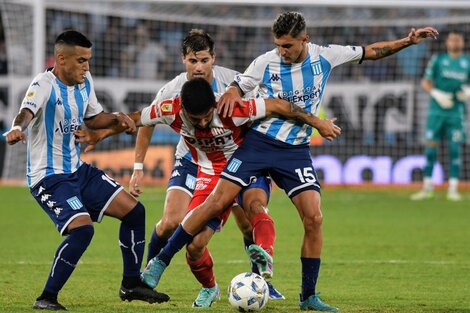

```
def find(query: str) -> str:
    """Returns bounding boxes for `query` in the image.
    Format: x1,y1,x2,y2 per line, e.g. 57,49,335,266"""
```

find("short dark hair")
181,78,215,115
272,12,306,38
181,29,215,56
55,30,92,48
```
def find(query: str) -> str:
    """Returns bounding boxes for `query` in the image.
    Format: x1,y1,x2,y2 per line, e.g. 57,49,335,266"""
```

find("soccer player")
139,12,438,312
128,29,285,305
411,31,469,201
3,30,169,311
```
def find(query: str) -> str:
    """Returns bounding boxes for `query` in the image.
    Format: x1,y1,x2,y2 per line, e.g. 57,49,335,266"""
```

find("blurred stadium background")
0,0,469,188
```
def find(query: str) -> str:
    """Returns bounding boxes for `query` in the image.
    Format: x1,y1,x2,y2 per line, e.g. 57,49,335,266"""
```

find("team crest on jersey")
311,61,322,75
80,87,88,102
67,196,83,210
227,158,242,173
185,174,196,190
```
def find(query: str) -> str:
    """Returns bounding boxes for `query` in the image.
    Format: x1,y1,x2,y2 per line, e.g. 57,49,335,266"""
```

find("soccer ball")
227,272,269,312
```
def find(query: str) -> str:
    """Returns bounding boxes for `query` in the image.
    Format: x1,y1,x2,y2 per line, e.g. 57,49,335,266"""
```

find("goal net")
1,0,470,187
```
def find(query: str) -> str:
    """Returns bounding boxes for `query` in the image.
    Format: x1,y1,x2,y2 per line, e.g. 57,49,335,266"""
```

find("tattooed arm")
264,99,341,141
3,108,34,145
364,27,438,60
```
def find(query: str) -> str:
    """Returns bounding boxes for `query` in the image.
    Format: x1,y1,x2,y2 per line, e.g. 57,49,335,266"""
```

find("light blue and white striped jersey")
235,42,364,145
20,70,103,187
154,65,241,162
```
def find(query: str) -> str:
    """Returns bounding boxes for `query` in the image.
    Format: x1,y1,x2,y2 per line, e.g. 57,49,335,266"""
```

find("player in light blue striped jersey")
137,12,437,312
4,30,169,310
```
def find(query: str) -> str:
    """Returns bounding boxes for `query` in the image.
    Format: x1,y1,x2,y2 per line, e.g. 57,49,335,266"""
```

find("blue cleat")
141,257,167,289
299,293,338,312
266,281,285,300
247,244,273,279
192,284,220,308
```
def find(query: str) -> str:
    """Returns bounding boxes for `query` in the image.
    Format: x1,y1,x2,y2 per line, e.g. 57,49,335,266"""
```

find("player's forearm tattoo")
372,46,393,58
289,103,314,123
14,109,31,129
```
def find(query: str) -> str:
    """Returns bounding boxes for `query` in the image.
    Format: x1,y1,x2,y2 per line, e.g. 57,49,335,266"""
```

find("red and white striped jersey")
141,94,266,175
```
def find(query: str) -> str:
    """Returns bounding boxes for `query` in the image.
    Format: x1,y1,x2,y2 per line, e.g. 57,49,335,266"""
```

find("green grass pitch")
0,186,469,312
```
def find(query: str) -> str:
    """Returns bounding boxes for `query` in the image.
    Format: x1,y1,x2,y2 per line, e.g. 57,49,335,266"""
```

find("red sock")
251,212,275,256
186,248,216,288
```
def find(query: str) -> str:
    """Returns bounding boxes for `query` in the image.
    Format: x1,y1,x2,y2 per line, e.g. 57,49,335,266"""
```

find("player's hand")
408,27,438,44
218,87,246,118
430,88,453,109
129,170,144,197
316,117,342,141
3,126,26,145
74,128,100,153
456,85,470,102
114,112,136,134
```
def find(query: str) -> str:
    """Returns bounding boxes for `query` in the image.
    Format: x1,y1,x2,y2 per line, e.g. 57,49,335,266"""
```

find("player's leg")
30,172,95,310
141,178,242,289
269,145,337,312
148,158,196,262
446,123,464,201
186,226,220,308
81,164,168,304
411,115,443,200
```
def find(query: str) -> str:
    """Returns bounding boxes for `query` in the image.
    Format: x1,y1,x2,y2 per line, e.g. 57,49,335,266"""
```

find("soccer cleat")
192,284,220,308
32,298,67,311
119,283,170,304
447,191,462,201
266,281,285,300
410,190,434,200
141,257,167,289
247,244,273,279
299,293,338,312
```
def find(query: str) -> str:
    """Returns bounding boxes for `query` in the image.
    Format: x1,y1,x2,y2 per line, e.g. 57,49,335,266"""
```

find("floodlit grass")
0,186,469,312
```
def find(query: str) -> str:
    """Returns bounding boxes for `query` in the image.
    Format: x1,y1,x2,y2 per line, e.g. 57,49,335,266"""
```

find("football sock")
147,227,168,263
120,202,145,278
186,247,216,288
158,224,193,266
244,238,259,274
251,212,275,256
301,257,321,300
449,178,459,194
423,146,437,178
41,225,94,297
449,142,461,180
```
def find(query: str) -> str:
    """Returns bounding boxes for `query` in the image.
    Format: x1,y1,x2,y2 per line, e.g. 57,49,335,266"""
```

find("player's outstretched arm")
264,99,341,141
3,108,33,145
129,125,154,197
364,27,438,61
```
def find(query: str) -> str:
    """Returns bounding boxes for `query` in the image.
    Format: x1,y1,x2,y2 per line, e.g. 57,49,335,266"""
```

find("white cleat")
410,190,434,201
447,191,462,201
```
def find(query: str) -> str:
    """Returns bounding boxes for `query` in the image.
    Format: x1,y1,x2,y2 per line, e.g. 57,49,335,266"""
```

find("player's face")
56,45,92,85
446,33,464,54
274,33,308,64
183,49,215,82
184,107,214,130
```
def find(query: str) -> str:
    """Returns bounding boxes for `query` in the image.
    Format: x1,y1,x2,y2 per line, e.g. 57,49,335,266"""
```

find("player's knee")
158,217,180,236
247,200,266,218
122,202,145,228
303,214,323,232
70,224,95,246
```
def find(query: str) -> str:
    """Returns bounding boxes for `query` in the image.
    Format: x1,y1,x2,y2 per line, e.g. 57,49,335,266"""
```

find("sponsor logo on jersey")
269,73,280,82
55,118,82,134
25,101,37,108
185,174,196,190
310,61,322,75
279,84,322,104
67,196,83,210
227,158,242,173
185,133,232,149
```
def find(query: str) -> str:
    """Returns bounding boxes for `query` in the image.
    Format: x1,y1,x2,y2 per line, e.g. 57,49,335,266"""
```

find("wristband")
2,125,22,136
133,163,144,170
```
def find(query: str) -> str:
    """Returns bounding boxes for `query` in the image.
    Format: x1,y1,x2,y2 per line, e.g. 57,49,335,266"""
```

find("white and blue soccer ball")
228,272,269,312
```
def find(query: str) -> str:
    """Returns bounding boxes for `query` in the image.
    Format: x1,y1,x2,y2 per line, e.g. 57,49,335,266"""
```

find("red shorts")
188,171,232,230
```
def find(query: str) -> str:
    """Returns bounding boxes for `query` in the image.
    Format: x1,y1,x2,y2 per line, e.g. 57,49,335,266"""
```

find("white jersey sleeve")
312,43,364,68
83,72,103,118
20,73,52,116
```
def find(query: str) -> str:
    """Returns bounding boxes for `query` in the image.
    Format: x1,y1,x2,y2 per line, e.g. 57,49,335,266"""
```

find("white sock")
448,178,459,193
423,177,433,191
